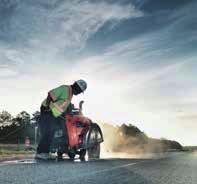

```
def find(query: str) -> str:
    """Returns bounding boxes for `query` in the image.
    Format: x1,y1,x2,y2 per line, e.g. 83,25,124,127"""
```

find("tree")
7,111,32,143
0,111,13,129
13,111,31,127
31,111,40,125
120,123,142,136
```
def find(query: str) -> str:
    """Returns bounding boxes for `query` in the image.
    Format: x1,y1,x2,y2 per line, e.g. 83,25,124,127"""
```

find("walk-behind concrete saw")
49,101,104,161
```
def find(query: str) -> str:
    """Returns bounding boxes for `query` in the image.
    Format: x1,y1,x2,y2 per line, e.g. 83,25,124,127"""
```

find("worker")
35,79,87,160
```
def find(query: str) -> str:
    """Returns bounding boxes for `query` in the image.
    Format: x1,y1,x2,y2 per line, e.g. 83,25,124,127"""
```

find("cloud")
179,115,197,122
58,46,189,125
1,0,143,49
57,17,197,146
0,0,144,77
0,0,196,145
0,67,18,78
0,45,23,77
44,0,142,50
0,47,24,65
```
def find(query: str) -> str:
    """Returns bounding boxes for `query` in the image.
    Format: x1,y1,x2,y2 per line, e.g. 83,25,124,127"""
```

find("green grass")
0,144,36,158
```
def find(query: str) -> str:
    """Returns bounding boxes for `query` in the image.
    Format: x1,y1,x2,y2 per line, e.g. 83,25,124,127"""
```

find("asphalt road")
0,152,196,184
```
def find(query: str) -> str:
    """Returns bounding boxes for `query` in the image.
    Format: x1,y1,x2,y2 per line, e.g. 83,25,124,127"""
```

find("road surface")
0,152,196,184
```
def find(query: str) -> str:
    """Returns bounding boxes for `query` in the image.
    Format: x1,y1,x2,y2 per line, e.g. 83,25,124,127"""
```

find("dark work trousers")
37,106,64,154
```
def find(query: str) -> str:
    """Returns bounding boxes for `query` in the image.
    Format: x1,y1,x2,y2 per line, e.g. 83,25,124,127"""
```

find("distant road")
0,152,197,184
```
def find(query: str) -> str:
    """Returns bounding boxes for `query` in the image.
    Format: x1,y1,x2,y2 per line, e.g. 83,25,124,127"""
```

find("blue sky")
0,0,196,145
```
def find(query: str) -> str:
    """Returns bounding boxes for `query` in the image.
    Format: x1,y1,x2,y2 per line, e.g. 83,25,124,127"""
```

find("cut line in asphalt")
85,162,137,175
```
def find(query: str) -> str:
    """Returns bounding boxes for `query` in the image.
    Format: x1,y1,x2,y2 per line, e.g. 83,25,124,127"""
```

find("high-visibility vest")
42,85,73,117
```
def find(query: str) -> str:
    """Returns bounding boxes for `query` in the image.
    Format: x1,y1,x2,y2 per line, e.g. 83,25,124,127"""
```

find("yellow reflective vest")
42,85,73,117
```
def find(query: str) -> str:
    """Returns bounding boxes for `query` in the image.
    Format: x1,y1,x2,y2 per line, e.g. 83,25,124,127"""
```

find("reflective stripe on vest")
50,102,64,113
58,86,73,109
48,91,57,102
50,86,72,117
41,85,73,117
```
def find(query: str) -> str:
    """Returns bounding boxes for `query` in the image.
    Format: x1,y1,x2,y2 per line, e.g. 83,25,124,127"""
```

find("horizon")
0,0,197,146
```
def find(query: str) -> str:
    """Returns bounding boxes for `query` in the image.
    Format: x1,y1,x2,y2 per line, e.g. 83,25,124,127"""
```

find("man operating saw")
36,79,87,160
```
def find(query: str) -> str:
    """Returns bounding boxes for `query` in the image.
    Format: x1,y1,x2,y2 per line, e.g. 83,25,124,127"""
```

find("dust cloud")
98,122,178,159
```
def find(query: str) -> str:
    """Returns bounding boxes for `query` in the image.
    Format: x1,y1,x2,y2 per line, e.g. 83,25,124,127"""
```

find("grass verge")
0,144,35,161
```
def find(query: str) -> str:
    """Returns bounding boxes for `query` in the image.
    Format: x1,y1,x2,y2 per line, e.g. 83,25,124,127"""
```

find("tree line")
0,110,183,151
0,110,40,144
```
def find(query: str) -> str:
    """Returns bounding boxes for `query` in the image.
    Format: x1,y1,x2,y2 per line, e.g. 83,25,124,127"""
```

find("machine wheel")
68,151,75,160
84,123,103,160
79,149,86,161
88,143,100,160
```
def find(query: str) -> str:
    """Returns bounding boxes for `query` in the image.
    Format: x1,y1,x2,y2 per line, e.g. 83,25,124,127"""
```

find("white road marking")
0,159,36,166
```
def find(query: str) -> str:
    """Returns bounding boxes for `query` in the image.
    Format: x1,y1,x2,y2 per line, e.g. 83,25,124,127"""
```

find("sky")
0,0,196,146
